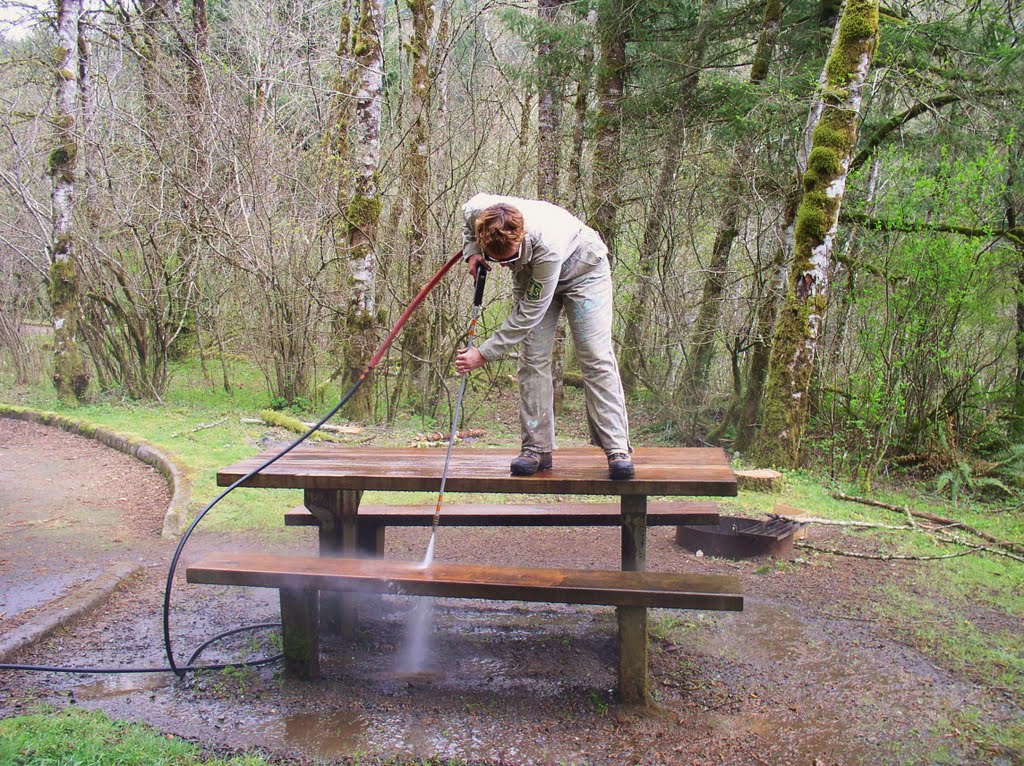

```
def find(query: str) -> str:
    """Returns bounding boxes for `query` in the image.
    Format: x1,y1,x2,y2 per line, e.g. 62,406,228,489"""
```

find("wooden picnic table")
216,445,737,704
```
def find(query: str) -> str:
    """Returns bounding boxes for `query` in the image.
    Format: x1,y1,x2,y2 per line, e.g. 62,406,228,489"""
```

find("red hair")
475,204,525,260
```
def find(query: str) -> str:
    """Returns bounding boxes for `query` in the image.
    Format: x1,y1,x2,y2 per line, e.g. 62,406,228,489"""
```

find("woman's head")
475,203,525,262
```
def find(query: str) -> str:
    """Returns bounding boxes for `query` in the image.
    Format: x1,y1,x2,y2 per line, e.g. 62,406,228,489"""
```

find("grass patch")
0,706,270,765
0,706,478,765
875,577,1024,702
949,707,1024,765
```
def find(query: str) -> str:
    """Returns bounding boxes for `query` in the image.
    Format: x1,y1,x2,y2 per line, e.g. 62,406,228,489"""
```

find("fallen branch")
171,417,227,438
240,416,362,438
251,410,341,442
931,531,1024,564
768,513,913,530
415,428,486,442
796,541,977,561
831,492,1024,555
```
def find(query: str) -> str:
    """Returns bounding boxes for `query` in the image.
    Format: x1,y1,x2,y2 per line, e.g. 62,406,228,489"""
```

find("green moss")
346,194,382,229
806,146,843,179
47,143,76,177
839,15,875,43
257,409,336,441
795,196,828,242
811,123,847,150
352,32,374,59
823,0,879,88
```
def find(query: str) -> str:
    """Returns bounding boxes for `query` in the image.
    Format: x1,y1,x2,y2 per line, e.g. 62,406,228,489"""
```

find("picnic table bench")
283,501,721,555
198,446,740,704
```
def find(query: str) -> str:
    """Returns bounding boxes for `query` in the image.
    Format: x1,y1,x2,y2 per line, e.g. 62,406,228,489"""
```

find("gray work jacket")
461,193,608,361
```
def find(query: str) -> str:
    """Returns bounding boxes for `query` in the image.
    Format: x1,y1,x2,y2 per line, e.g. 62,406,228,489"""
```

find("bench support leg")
305,488,363,638
280,588,320,679
618,494,649,705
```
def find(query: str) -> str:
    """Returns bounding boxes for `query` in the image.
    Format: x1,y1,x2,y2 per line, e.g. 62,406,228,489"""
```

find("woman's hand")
455,347,486,375
468,253,490,279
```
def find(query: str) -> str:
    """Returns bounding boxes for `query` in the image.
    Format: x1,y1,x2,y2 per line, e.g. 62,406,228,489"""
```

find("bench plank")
187,553,743,612
284,502,720,527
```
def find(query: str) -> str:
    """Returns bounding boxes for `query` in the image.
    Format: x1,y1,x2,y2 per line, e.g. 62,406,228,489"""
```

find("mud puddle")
72,673,172,701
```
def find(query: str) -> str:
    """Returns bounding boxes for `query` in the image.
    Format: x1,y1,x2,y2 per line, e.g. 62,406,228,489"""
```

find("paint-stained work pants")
514,253,631,456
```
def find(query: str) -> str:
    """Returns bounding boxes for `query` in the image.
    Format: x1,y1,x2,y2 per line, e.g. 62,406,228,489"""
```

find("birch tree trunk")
680,0,782,409
587,0,625,262
749,0,880,467
340,0,385,420
48,0,90,401
619,0,717,392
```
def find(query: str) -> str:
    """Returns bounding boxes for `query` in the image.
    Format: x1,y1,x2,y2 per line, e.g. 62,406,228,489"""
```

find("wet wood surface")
187,552,744,612
217,446,737,496
283,501,720,527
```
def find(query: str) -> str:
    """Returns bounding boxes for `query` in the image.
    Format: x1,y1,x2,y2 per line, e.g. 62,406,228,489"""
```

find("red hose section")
367,249,464,371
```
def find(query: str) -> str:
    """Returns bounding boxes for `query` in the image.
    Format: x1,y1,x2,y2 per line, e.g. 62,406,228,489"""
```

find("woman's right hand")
468,253,490,279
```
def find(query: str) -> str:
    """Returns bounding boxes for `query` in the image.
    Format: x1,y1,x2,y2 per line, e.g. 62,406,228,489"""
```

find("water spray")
420,266,488,569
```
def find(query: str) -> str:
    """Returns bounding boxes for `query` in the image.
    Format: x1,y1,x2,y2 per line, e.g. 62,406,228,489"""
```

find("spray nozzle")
472,267,488,307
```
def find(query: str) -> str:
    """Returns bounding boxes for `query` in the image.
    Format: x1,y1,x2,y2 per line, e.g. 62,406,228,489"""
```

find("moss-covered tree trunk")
401,0,435,410
1007,139,1024,437
340,0,385,420
537,0,568,413
680,0,782,411
587,0,625,263
734,4,844,450
568,8,596,213
749,0,880,467
619,0,717,392
48,0,90,402
537,0,564,203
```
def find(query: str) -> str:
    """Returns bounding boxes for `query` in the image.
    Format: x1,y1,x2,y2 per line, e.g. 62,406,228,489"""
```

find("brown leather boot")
607,452,635,480
510,449,553,476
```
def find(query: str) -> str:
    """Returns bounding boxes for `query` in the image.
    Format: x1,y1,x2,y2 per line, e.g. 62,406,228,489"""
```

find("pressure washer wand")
421,267,488,567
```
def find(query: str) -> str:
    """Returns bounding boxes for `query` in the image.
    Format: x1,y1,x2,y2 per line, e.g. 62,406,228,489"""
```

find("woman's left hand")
455,347,486,375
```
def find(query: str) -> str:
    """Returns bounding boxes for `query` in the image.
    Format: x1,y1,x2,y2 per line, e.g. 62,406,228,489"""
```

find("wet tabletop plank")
217,446,736,496
187,552,743,612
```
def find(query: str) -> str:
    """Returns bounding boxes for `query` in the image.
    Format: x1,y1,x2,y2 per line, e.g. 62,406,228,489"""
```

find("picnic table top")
217,446,737,497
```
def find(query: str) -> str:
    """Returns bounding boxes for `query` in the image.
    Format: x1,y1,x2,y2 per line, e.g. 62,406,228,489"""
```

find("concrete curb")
0,404,193,538
0,561,142,663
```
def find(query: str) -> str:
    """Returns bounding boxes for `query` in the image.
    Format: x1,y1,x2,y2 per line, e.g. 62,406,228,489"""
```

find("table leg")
280,588,320,679
618,494,649,705
304,488,363,638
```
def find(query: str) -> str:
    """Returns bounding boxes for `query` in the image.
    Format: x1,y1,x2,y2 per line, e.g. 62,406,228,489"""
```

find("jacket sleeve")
477,243,559,361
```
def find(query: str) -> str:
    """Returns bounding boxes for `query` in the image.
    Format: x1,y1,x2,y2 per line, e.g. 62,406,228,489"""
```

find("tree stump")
735,468,782,492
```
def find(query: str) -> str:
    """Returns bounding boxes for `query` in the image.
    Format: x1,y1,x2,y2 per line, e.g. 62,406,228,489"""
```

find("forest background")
1,0,1023,493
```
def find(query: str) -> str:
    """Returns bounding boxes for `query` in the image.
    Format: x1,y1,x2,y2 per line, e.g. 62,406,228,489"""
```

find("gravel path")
0,418,169,628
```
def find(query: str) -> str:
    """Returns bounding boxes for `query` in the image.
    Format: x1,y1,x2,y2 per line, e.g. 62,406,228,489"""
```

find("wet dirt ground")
1,420,1020,765
0,418,169,627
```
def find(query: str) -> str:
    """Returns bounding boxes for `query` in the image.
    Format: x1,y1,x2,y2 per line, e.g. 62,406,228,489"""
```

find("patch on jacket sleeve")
526,279,544,301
